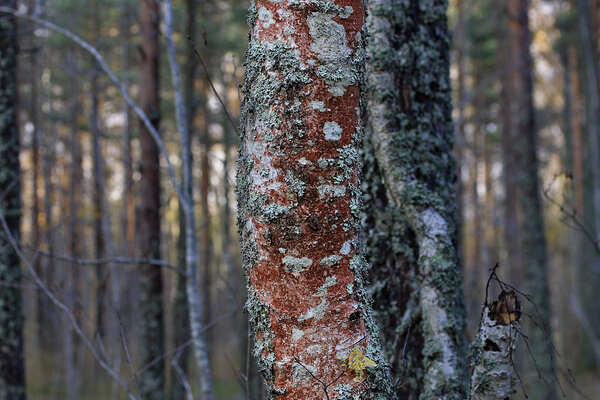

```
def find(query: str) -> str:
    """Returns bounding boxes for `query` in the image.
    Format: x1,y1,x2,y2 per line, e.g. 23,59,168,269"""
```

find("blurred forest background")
1,0,600,398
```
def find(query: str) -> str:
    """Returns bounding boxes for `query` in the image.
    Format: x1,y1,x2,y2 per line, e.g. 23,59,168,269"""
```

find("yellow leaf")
343,347,377,382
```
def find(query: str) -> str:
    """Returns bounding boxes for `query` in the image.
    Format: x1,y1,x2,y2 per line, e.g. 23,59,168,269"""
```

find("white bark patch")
317,184,346,198
305,344,323,355
310,100,326,111
292,362,315,382
307,12,354,96
299,276,337,322
470,308,520,400
282,256,313,274
320,255,342,266
340,6,353,18
421,285,457,377
258,7,275,28
340,241,351,255
245,140,280,192
323,121,343,141
419,208,449,258
292,328,305,341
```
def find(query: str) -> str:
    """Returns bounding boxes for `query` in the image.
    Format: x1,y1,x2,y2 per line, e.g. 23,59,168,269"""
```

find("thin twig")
0,210,138,400
171,348,194,400
120,317,143,398
0,7,186,207
188,36,239,130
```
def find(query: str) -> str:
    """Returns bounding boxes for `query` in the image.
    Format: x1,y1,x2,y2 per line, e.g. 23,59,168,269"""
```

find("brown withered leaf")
489,290,521,325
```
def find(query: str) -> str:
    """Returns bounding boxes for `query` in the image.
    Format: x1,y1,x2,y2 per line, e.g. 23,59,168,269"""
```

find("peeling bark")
469,292,520,400
238,1,393,398
366,0,468,398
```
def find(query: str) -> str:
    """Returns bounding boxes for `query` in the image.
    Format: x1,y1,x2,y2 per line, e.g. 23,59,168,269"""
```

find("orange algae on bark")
238,0,393,399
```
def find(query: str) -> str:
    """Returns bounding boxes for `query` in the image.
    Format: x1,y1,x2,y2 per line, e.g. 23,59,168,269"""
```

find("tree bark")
507,1,556,398
138,1,165,398
366,1,468,398
238,1,394,398
469,292,520,400
0,2,26,398
161,1,214,397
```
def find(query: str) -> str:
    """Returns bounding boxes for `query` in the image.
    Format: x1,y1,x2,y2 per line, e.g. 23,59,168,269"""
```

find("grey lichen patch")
299,276,337,322
282,256,313,274
336,145,360,181
298,300,329,322
340,241,351,255
307,12,356,96
317,184,346,199
285,172,306,198
262,202,295,223
320,255,342,266
257,6,275,28
313,276,337,297
292,362,315,382
324,121,343,141
317,158,335,169
310,100,326,111
305,344,323,355
291,328,304,341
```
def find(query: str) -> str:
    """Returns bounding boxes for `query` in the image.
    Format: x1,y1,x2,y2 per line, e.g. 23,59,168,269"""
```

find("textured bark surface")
362,107,423,399
506,1,556,398
0,1,26,398
238,1,393,398
469,299,520,400
365,0,468,398
138,0,165,398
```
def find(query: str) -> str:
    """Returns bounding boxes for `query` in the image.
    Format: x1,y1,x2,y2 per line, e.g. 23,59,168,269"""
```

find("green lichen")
285,172,306,198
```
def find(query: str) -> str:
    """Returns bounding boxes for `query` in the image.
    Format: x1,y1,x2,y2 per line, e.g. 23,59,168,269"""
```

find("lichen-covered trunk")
469,292,520,400
366,0,468,398
361,131,423,399
0,2,26,398
507,1,556,398
237,1,393,398
138,0,165,398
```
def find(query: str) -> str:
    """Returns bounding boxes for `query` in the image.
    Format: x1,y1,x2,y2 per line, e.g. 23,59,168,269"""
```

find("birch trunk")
161,1,214,398
469,292,520,400
366,0,468,398
238,1,394,398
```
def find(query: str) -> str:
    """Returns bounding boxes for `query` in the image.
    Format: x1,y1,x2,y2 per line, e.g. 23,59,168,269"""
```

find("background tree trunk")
366,0,468,398
507,0,556,397
0,2,26,398
138,0,165,398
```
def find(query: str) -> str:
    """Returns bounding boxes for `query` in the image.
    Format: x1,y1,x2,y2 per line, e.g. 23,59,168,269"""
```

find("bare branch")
0,209,138,400
0,7,186,207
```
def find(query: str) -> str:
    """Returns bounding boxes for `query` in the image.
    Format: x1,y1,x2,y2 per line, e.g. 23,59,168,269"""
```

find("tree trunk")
499,0,523,287
469,292,521,400
161,1,214,397
366,0,468,399
200,108,213,347
507,1,556,397
0,2,26,398
138,0,165,398
170,1,195,397
238,1,394,398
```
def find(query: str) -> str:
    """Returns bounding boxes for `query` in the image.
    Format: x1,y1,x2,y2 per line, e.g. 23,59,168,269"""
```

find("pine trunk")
138,0,165,398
